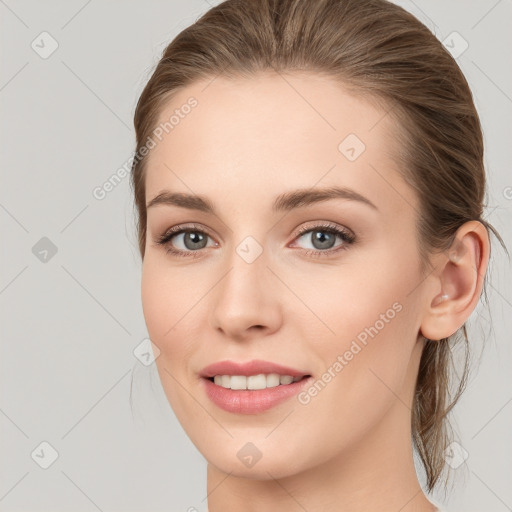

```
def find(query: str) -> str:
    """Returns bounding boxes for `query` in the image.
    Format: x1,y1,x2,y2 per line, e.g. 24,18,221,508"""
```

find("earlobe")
419,221,490,342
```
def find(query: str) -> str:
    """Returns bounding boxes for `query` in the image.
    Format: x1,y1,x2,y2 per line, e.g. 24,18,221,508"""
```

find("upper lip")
200,359,309,378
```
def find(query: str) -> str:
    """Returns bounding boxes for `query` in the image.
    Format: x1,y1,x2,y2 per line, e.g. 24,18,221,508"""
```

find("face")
141,71,428,479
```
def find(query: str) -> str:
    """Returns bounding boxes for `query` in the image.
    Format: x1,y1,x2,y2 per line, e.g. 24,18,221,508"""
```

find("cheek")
140,257,199,370
141,258,201,418
141,261,172,341
298,246,422,390
141,256,195,338
287,247,419,345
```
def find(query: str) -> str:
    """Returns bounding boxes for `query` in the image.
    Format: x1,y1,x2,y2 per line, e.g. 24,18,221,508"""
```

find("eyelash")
155,222,356,259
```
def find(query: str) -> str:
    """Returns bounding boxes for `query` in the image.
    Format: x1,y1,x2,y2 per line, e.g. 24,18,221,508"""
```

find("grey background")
0,1,511,511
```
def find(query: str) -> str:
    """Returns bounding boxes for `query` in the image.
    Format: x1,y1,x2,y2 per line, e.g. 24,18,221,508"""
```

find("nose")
209,247,282,341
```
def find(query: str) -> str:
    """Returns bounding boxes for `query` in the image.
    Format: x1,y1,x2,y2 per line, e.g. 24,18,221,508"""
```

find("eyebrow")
146,186,378,213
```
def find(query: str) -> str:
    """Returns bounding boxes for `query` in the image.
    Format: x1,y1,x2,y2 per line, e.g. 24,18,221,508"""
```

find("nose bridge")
219,236,269,306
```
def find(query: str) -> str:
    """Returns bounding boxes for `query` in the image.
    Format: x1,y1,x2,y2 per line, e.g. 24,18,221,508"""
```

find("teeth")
211,373,302,390
266,373,280,388
230,375,247,390
248,374,267,390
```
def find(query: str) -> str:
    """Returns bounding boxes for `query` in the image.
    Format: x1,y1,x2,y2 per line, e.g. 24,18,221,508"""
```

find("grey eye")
174,231,210,250
296,229,341,251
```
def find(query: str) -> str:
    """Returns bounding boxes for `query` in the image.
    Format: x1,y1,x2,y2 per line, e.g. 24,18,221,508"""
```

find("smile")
199,360,312,414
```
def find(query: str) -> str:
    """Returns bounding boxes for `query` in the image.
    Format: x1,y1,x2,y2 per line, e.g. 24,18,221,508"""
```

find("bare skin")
140,71,489,511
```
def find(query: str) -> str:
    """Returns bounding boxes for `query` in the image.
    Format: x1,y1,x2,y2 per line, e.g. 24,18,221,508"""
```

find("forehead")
144,72,417,217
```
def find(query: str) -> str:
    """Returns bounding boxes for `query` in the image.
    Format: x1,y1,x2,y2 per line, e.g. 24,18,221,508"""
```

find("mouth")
199,360,312,414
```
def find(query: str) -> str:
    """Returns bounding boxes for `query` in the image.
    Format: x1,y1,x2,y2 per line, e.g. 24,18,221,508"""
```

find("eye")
291,222,355,257
155,221,356,259
155,223,217,258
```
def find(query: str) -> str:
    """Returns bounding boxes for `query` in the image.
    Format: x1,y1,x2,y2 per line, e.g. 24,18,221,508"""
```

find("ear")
420,221,490,341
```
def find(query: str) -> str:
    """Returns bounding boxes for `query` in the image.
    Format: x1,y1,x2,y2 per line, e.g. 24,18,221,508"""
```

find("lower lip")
201,377,312,414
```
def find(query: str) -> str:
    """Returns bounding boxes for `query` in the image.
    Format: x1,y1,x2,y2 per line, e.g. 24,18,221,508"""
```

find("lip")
200,359,308,379
199,359,312,414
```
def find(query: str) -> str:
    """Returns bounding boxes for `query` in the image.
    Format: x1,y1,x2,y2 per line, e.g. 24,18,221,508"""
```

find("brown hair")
130,0,506,493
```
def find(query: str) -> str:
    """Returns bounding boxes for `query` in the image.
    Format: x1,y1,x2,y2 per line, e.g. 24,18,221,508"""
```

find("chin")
199,434,317,481
207,453,304,480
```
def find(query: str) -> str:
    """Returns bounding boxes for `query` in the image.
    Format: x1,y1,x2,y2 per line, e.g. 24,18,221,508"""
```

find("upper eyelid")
295,221,353,236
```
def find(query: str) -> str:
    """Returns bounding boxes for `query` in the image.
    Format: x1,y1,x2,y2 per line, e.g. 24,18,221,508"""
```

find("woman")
130,0,505,510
